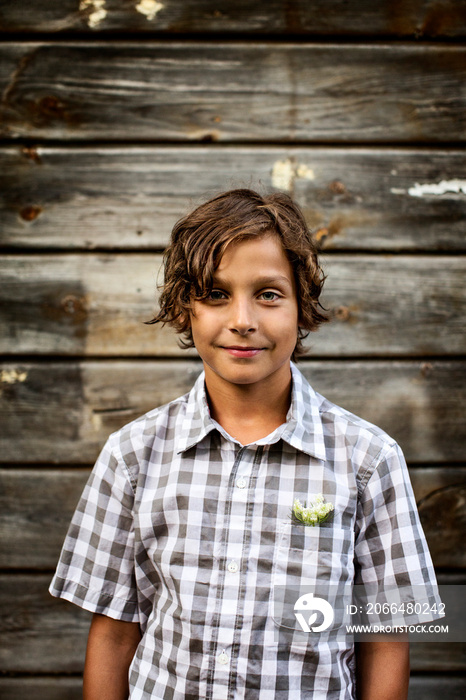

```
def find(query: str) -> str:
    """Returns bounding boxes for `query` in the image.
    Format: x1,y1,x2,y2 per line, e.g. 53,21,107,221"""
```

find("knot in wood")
334,305,351,322
20,205,42,221
37,95,67,121
329,180,347,195
60,295,88,322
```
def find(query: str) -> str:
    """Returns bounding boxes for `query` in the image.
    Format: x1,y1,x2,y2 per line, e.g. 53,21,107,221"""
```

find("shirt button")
218,651,229,665
236,477,247,489
227,560,238,573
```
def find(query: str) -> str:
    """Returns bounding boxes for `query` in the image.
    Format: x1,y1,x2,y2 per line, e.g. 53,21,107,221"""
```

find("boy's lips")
221,345,265,358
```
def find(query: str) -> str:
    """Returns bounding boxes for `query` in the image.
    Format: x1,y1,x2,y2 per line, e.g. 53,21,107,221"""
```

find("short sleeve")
354,442,444,625
49,437,139,622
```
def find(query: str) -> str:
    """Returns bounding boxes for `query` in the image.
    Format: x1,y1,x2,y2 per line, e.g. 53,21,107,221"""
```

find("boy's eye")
207,290,227,301
259,291,280,301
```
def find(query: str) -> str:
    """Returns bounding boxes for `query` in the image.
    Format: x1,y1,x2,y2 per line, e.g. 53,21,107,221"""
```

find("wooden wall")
1,2,465,697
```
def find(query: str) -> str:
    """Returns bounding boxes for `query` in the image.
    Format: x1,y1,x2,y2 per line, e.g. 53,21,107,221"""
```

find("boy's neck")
203,364,293,445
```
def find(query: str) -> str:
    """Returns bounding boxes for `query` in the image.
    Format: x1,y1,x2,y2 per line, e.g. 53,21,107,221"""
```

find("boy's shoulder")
312,387,401,482
318,390,396,446
104,388,194,466
116,389,191,438
293,364,398,456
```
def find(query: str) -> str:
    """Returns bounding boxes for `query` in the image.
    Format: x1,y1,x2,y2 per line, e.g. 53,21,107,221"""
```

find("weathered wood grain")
2,146,466,252
0,360,464,464
1,43,465,142
408,676,466,698
409,643,466,673
0,575,463,674
408,467,466,503
0,468,90,570
1,0,465,37
2,467,465,570
1,254,464,357
0,673,465,700
0,677,83,700
0,575,90,674
416,483,466,569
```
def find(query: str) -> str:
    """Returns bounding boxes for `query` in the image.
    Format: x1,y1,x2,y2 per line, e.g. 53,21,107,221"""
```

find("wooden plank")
0,677,82,700
1,43,465,142
0,360,464,464
408,676,466,699
2,146,466,252
0,575,463,674
409,467,466,503
416,481,466,569
1,254,464,357
0,575,90,674
2,467,465,570
1,0,465,38
409,644,466,673
0,468,90,569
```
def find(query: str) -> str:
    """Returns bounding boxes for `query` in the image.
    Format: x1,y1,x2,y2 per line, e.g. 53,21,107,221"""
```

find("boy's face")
189,233,299,391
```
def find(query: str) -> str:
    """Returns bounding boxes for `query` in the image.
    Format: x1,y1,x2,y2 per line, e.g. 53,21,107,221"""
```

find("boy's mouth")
222,346,265,358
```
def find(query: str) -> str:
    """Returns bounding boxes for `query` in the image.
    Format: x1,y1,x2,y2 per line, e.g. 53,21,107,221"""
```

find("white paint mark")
271,158,315,191
79,0,107,28
408,179,466,197
271,159,294,191
92,412,102,431
391,179,466,198
1,369,28,384
136,0,164,21
296,164,315,181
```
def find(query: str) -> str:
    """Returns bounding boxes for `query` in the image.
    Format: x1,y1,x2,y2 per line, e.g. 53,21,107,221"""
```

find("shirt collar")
176,362,326,462
176,369,217,454
281,362,326,461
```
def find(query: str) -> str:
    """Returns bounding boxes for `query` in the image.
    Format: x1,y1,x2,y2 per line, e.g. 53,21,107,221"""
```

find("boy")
50,188,442,699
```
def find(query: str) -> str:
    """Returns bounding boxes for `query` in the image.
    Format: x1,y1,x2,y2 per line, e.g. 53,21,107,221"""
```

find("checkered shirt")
50,363,442,699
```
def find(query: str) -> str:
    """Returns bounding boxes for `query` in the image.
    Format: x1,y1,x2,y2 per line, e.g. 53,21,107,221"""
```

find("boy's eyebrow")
212,275,293,288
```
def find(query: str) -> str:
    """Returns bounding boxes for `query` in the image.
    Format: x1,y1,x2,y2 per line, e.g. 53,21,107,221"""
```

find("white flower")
291,493,334,526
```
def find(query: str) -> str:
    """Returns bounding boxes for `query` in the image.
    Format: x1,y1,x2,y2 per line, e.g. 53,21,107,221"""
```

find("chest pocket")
270,520,354,644
273,519,352,582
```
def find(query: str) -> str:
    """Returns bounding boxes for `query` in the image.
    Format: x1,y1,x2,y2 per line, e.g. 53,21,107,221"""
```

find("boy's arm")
83,613,142,700
356,635,410,700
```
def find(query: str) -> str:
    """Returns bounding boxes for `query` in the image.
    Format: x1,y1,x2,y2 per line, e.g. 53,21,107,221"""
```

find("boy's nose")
229,298,257,335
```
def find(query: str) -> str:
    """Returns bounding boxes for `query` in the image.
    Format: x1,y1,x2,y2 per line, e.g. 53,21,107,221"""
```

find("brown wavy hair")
147,188,327,360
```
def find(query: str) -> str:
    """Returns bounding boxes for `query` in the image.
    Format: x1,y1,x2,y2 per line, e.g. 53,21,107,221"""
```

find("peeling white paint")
1,369,28,384
296,164,315,181
92,412,102,431
136,0,164,21
408,179,466,197
391,179,466,198
271,159,294,191
79,0,107,28
271,158,315,191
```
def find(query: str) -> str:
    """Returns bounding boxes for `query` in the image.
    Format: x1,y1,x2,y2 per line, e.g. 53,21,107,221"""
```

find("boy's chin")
203,359,291,387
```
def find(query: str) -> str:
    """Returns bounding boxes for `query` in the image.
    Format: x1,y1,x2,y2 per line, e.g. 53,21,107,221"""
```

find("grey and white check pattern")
50,363,442,699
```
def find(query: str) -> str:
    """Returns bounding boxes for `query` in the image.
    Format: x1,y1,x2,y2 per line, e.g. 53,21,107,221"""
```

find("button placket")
207,446,262,695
